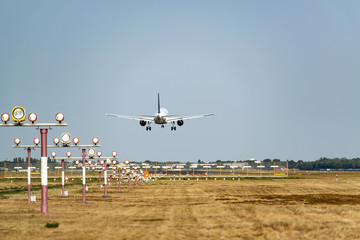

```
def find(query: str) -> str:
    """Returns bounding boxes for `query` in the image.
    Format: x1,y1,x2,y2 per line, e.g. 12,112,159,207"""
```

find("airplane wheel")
149,127,152,131
146,127,148,131
174,127,177,131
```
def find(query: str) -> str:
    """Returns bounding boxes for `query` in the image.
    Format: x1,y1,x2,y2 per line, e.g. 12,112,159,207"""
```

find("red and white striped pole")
98,171,101,188
40,129,49,214
117,168,122,192
103,160,108,197
27,147,31,202
61,159,65,197
81,149,86,202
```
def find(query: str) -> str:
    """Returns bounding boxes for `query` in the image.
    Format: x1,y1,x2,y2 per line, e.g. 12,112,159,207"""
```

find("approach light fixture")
124,160,129,165
66,151,72,157
100,160,104,165
113,166,117,170
97,151,102,157
14,137,21,145
88,160,92,165
53,137,60,145
88,148,95,158
91,166,95,170
12,106,26,123
55,112,64,123
112,160,117,165
28,113,37,123
112,151,117,157
60,132,71,145
92,137,99,145
51,152,56,158
73,137,79,145
1,113,10,123
33,137,40,145
75,160,80,165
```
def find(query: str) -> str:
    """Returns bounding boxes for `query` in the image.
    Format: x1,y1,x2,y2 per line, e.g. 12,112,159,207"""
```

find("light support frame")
2,107,67,214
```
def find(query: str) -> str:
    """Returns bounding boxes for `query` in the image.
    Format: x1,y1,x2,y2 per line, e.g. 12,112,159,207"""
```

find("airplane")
105,93,215,131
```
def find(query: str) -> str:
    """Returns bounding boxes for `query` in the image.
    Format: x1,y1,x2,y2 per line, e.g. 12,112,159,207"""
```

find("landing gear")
171,121,176,131
161,124,164,128
146,122,152,131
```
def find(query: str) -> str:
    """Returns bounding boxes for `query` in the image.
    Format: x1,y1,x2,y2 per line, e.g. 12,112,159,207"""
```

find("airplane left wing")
105,113,153,121
167,113,215,121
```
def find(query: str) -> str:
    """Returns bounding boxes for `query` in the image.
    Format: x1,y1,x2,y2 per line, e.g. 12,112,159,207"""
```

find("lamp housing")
73,137,79,145
55,112,64,123
92,137,99,145
1,113,10,123
60,133,71,145
33,138,40,145
88,148,95,158
12,107,26,123
28,113,37,123
53,137,60,145
14,137,21,145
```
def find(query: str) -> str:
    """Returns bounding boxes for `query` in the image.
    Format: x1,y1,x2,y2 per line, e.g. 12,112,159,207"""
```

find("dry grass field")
1,172,360,240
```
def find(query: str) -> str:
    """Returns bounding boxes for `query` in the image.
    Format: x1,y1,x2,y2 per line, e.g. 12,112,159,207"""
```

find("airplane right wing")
105,113,153,121
167,113,215,121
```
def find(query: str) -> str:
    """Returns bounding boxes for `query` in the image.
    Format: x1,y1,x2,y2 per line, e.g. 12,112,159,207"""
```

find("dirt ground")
1,172,360,240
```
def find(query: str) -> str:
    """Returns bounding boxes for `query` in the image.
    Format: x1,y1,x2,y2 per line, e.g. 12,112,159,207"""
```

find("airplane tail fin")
157,93,161,114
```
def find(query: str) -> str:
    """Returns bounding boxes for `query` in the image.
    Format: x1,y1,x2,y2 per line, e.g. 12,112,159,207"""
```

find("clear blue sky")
1,1,359,162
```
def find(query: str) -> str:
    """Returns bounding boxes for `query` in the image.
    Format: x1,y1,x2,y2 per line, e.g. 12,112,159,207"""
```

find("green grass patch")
45,222,59,228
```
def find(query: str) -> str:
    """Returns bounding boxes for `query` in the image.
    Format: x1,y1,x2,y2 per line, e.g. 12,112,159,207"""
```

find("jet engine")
140,120,146,126
177,120,184,126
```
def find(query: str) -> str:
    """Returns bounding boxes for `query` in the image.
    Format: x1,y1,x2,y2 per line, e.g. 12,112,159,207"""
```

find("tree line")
3,157,360,171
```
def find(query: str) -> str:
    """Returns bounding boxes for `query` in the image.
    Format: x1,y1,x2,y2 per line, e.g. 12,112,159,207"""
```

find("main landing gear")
171,121,176,131
146,122,152,131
